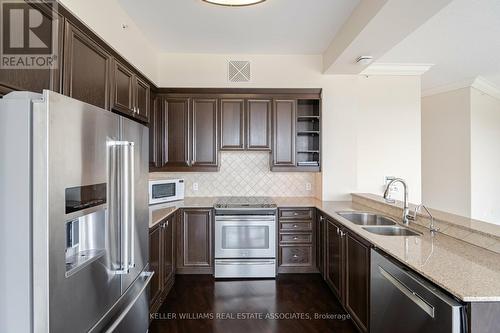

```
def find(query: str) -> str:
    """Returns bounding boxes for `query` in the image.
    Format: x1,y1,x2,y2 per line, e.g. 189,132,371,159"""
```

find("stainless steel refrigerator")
0,91,152,333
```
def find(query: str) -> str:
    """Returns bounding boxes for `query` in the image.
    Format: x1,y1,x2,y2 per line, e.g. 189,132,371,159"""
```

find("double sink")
337,212,421,237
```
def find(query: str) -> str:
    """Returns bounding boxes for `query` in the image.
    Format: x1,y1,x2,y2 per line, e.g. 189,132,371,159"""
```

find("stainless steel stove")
214,197,277,278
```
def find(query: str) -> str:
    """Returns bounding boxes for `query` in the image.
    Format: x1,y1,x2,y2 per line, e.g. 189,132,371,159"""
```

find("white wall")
157,53,422,201
421,88,471,216
59,0,159,83
470,88,500,224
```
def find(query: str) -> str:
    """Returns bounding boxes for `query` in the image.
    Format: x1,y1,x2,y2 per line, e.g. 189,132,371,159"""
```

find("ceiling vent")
228,60,251,82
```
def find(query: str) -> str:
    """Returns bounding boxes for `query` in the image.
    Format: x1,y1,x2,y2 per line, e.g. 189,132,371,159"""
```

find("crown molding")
422,76,500,100
360,63,433,76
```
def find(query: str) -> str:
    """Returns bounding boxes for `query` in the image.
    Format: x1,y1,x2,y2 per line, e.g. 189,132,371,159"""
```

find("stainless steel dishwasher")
371,249,467,333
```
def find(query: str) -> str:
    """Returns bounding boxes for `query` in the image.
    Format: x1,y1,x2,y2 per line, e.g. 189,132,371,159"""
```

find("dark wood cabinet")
111,59,150,122
220,99,245,150
63,21,111,110
0,3,62,96
162,215,175,289
317,213,326,277
324,216,370,333
111,60,134,116
272,100,296,168
163,98,190,168
135,77,150,122
149,223,162,309
177,209,213,274
192,98,218,168
149,95,163,168
149,212,176,316
344,232,370,333
278,208,317,273
246,99,271,150
326,219,344,300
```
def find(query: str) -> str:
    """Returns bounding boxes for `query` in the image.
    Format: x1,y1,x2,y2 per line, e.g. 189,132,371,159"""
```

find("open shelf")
295,98,321,170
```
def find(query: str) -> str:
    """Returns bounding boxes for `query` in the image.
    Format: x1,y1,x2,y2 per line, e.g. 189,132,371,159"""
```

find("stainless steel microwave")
148,179,185,205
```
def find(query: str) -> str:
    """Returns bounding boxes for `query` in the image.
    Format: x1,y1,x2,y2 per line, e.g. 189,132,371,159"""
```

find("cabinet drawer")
280,245,313,267
280,221,312,232
280,233,312,244
279,208,314,220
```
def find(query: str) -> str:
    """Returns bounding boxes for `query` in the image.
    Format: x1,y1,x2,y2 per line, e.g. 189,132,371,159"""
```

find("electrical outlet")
193,182,199,191
305,183,312,191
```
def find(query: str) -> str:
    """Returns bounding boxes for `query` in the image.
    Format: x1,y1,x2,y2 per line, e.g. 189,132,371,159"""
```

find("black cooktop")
214,197,277,209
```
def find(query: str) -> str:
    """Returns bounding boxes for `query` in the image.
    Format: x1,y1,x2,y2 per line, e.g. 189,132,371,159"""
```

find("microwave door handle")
128,142,135,269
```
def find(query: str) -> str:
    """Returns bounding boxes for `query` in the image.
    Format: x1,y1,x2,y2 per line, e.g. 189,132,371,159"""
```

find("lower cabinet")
278,208,317,273
176,208,213,274
325,217,371,333
149,212,176,316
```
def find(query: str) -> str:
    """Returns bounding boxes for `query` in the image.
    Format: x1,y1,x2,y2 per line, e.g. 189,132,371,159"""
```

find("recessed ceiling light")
202,0,266,7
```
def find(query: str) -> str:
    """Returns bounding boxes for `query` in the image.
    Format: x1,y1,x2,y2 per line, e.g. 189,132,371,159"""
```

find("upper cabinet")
192,98,218,168
111,59,150,122
220,99,245,150
247,99,272,150
63,21,111,110
272,99,296,168
0,3,63,96
219,99,271,151
163,97,190,169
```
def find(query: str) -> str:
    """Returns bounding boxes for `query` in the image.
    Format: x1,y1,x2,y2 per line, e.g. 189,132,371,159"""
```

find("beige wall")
59,0,159,83
156,53,422,201
470,88,500,224
421,88,471,217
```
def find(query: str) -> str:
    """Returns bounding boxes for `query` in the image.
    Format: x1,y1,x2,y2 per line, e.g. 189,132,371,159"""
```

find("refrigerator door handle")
109,140,132,275
128,142,135,269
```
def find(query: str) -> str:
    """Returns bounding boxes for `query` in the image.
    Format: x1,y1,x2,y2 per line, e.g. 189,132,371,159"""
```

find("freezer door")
36,91,123,332
120,117,149,293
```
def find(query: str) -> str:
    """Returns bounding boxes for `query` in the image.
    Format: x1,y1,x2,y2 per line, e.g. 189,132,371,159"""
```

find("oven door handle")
215,260,276,265
215,216,276,222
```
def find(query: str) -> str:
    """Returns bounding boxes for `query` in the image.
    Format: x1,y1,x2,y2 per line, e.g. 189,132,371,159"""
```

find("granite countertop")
148,196,500,302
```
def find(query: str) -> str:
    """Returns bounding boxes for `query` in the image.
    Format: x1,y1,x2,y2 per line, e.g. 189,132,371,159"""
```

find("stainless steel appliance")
214,197,277,278
371,249,466,333
0,91,152,333
148,178,185,205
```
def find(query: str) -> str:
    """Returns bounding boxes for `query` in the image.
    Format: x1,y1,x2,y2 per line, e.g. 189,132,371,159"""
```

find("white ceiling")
379,0,500,92
117,0,360,54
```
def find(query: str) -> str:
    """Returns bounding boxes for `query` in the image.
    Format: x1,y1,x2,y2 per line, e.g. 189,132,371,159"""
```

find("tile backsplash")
150,151,319,197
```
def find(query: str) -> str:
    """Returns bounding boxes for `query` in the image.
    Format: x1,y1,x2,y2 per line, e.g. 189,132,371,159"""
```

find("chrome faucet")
409,204,440,234
383,178,411,225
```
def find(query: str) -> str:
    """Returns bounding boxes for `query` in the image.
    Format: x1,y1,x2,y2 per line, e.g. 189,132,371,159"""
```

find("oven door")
215,215,276,259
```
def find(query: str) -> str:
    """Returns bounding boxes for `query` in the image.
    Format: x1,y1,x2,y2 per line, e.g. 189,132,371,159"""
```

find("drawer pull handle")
293,212,299,216
293,237,298,240
293,225,298,228
293,254,298,258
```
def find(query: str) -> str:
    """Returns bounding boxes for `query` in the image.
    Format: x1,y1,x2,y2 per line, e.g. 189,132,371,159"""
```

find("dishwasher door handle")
379,266,435,318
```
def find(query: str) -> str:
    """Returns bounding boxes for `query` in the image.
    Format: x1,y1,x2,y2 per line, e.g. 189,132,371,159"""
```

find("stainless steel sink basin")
337,212,397,226
361,226,421,237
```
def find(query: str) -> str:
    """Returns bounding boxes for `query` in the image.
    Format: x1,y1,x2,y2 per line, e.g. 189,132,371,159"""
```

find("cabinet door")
247,99,271,150
63,21,111,109
149,95,163,169
0,3,62,95
220,99,245,150
149,224,162,306
177,209,213,273
163,98,190,168
191,98,218,168
162,216,175,288
317,213,325,277
326,220,343,301
345,232,370,333
273,100,296,166
110,60,134,116
135,77,150,123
